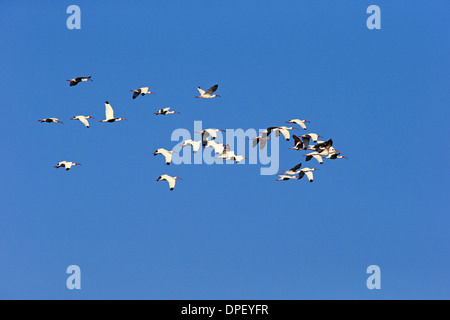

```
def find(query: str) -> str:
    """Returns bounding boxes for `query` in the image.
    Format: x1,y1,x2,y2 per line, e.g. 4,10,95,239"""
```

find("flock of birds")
40,77,346,190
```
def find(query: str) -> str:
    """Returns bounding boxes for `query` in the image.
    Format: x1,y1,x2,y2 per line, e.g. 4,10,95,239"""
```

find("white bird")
195,84,221,99
38,118,63,124
99,101,127,123
54,161,80,171
153,148,177,165
156,174,181,191
130,87,155,99
249,136,271,150
281,163,302,175
154,107,180,115
276,174,299,181
298,168,319,182
263,126,297,141
67,76,92,86
304,152,324,164
195,128,225,146
71,115,94,128
286,119,310,130
180,140,202,153
203,140,225,154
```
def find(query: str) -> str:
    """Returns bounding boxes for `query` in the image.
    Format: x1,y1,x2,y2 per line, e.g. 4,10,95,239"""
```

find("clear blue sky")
0,1,448,299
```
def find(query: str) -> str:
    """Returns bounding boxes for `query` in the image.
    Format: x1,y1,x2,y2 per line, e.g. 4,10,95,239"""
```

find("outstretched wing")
197,87,205,95
132,91,140,99
204,84,218,95
79,116,90,128
289,163,302,172
105,102,114,120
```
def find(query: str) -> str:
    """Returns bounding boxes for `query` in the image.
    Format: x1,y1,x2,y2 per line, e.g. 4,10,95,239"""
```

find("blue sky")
0,1,448,299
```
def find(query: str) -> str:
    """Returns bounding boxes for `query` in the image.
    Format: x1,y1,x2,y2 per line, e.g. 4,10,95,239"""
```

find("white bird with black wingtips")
38,118,63,124
154,107,180,115
71,115,94,128
130,87,155,99
99,101,127,123
156,174,181,191
195,84,221,99
153,148,177,165
180,140,202,153
54,161,81,171
298,168,319,182
286,119,310,130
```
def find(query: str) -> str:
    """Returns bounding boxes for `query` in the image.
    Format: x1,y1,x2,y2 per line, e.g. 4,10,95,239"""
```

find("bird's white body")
131,87,155,99
54,161,80,171
153,148,176,165
156,174,181,191
286,119,309,130
154,107,179,115
196,85,220,99
180,140,201,153
71,115,94,128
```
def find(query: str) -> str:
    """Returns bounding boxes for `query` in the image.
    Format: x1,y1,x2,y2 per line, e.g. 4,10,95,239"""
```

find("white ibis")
99,101,127,123
263,126,297,141
180,140,201,153
71,115,94,128
130,87,155,99
67,76,92,87
286,119,310,130
303,152,324,164
298,168,319,182
54,161,80,171
38,118,63,124
249,136,271,149
154,107,180,115
195,128,225,146
153,148,176,165
281,163,302,175
203,140,225,154
196,84,221,99
276,174,299,181
156,174,181,191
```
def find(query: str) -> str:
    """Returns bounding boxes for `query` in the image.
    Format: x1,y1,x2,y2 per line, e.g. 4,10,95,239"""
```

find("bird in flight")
67,76,92,87
71,115,94,128
196,84,221,99
285,119,310,130
38,118,63,124
130,87,155,99
54,161,81,171
157,174,182,191
154,107,180,115
153,148,177,165
99,101,127,123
